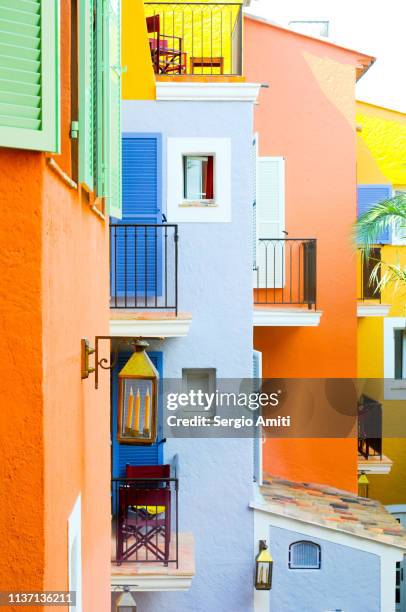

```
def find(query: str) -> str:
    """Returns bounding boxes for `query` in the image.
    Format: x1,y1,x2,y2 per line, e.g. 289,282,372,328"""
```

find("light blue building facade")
112,84,260,612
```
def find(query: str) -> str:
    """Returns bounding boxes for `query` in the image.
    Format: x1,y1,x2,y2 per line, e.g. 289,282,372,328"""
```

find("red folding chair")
116,465,172,565
146,15,186,74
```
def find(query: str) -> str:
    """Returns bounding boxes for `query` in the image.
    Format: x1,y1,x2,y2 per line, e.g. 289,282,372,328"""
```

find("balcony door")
111,133,163,298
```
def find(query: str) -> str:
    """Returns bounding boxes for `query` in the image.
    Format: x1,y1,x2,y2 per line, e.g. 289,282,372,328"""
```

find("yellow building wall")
357,101,406,505
357,101,406,186
122,0,156,100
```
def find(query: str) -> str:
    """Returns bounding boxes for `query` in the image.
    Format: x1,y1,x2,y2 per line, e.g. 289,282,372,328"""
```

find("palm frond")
370,259,406,296
354,194,406,249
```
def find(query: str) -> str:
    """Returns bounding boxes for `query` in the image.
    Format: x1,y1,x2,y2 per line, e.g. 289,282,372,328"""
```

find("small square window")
183,155,215,203
289,541,321,569
289,20,329,37
182,368,216,416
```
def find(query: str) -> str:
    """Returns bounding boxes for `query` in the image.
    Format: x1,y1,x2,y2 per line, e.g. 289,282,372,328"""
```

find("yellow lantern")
358,472,370,498
117,341,159,445
255,540,273,590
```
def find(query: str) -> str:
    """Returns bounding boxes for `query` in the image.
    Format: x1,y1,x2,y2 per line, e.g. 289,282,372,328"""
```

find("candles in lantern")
134,389,141,433
143,388,151,432
125,389,134,431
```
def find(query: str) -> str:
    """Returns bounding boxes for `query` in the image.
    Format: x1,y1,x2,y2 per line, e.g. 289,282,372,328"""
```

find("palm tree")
355,193,406,246
355,193,406,293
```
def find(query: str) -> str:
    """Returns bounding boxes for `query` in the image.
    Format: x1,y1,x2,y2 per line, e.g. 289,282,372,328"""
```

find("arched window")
289,541,321,569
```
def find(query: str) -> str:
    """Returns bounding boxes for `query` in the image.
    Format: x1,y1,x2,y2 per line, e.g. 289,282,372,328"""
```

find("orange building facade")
0,0,113,609
245,16,373,491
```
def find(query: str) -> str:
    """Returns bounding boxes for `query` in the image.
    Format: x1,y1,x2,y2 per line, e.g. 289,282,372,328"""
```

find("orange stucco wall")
0,0,110,609
245,18,368,492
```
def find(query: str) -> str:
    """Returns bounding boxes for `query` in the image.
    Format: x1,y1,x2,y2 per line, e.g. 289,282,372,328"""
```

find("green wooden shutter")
79,0,95,190
0,0,59,151
103,0,122,219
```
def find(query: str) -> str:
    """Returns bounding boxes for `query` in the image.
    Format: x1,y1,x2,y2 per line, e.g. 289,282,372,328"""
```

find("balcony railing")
112,476,179,567
254,238,317,309
144,2,243,76
358,247,381,302
358,395,382,460
110,224,178,313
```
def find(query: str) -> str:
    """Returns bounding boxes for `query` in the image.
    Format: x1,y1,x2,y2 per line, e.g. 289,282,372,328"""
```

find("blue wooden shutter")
357,185,393,244
111,134,162,296
112,351,164,478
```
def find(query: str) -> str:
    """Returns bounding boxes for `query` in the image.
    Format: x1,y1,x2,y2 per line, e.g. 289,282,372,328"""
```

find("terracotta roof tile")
258,474,406,550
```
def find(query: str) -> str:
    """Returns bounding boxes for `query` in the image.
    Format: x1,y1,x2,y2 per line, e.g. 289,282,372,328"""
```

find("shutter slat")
0,67,40,84
0,78,40,95
0,114,40,129
0,90,40,107
0,29,41,50
0,101,40,118
0,7,41,27
0,20,40,39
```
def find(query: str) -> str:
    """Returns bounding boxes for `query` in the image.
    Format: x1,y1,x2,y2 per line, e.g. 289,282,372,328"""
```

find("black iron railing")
144,2,243,76
112,477,179,567
110,224,178,313
358,248,381,301
358,395,382,460
254,238,317,309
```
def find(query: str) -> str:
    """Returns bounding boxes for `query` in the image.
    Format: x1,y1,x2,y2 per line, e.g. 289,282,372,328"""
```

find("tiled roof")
258,475,406,550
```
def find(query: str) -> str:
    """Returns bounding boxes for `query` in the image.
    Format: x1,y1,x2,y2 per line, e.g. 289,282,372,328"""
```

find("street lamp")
255,540,273,590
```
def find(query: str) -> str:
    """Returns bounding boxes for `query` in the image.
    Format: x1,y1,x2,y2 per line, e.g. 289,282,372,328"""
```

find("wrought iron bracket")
81,336,156,389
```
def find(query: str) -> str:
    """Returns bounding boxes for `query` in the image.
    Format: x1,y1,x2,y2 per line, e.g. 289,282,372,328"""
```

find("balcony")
144,2,243,77
111,469,195,591
357,248,391,317
109,224,192,337
253,238,322,327
358,395,392,475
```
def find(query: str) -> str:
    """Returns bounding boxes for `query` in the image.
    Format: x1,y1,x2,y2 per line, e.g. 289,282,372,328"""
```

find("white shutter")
252,134,259,271
253,350,263,486
255,157,285,289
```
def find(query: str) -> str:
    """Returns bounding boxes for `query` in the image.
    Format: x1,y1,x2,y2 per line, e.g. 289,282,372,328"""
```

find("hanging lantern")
255,540,273,590
115,587,137,611
117,340,159,445
358,472,369,498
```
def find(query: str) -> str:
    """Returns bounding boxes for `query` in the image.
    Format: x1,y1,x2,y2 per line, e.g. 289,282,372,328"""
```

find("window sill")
179,201,218,208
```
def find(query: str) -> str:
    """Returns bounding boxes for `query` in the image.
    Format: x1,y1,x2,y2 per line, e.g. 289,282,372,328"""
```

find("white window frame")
288,540,321,570
288,19,330,37
384,318,406,399
68,495,82,612
183,154,216,204
167,137,231,222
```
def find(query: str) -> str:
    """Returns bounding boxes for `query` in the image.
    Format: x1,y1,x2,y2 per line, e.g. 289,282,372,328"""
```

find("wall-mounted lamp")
115,586,137,611
255,540,273,591
117,340,159,445
358,472,369,498
81,336,153,389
